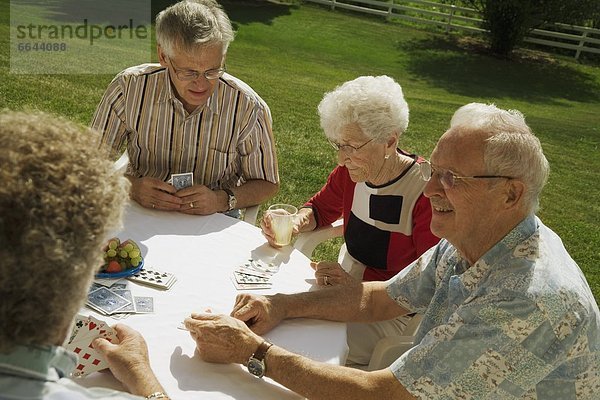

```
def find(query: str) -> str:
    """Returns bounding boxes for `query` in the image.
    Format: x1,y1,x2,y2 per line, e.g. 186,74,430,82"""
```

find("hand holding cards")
66,314,118,377
170,172,194,190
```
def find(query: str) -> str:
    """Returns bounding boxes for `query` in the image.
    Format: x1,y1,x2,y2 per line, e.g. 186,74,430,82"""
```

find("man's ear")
504,179,525,209
157,45,168,67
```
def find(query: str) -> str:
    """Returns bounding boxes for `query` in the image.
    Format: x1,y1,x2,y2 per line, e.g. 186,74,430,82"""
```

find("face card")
68,314,89,344
87,287,131,315
171,172,193,190
134,296,154,313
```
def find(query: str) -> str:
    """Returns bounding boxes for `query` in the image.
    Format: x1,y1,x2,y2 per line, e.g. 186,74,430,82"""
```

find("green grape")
130,257,141,267
119,250,128,258
129,249,140,259
108,239,119,250
123,243,134,252
106,249,117,258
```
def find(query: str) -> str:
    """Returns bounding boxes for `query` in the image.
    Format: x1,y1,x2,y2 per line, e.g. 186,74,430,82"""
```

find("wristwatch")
223,188,237,211
247,340,273,378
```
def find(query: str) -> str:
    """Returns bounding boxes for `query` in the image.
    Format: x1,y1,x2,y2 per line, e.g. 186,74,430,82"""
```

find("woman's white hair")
156,0,234,57
318,75,409,142
451,103,550,214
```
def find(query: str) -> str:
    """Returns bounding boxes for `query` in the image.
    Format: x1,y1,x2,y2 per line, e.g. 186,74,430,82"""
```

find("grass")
1,0,598,300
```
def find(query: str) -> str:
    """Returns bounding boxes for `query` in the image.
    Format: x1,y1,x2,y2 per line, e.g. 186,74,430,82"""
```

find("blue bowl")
96,258,144,279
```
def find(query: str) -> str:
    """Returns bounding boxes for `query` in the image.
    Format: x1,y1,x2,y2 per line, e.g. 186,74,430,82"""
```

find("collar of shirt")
449,214,538,297
0,344,77,382
158,66,221,116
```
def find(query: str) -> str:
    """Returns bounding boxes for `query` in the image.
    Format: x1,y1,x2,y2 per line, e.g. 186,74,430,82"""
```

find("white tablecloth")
79,202,348,399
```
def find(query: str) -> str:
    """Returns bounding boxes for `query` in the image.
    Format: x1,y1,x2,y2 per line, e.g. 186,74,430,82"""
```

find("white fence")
303,0,600,59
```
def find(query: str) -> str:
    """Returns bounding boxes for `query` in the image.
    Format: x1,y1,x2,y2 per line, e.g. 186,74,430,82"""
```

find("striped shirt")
91,64,279,190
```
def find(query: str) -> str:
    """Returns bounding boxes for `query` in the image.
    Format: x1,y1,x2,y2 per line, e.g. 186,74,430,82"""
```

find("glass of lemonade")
267,204,298,246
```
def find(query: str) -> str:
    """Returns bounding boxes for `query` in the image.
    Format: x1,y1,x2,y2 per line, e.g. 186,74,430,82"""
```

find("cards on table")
127,268,177,290
87,283,154,316
170,172,193,190
231,259,278,290
66,314,118,377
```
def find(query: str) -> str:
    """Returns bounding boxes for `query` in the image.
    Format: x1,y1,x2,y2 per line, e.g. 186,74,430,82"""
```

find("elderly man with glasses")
92,0,278,216
184,103,599,399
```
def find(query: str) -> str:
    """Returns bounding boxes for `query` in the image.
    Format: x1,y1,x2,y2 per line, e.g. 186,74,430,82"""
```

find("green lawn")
1,0,598,300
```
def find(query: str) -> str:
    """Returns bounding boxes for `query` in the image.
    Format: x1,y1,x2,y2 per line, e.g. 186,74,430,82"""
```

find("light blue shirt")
387,215,600,399
0,344,142,399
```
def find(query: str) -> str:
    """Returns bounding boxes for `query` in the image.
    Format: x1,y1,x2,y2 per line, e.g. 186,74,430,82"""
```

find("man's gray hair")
451,103,550,214
156,0,235,57
318,75,409,142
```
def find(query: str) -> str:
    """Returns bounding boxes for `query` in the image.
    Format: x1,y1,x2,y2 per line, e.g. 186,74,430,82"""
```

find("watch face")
247,358,265,377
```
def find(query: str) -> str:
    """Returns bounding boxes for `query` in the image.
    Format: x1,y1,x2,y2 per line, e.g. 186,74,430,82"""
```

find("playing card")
234,267,272,279
87,287,132,315
68,314,89,344
92,277,127,288
171,172,193,190
240,259,279,274
134,296,154,313
127,268,176,290
69,343,107,377
230,276,272,290
233,271,271,285
112,289,135,314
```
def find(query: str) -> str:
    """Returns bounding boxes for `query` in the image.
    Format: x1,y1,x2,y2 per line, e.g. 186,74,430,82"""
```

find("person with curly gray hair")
261,75,439,367
186,103,599,399
92,0,279,217
0,111,169,399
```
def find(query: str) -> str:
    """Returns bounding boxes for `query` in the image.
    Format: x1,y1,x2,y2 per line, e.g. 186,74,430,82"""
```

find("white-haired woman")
262,76,440,366
263,75,439,285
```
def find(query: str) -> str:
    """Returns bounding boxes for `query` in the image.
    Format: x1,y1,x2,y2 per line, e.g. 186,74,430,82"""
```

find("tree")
459,0,599,57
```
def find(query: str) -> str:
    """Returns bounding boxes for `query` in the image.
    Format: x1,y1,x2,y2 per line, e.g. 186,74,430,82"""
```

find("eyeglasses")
167,57,226,81
420,160,513,189
328,138,374,154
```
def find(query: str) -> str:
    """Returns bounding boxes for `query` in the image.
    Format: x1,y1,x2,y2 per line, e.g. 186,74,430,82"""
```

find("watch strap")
253,340,273,361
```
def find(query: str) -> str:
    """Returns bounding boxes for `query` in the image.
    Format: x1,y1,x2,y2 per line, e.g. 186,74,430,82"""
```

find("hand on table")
230,293,284,335
177,185,223,215
129,176,181,211
311,261,355,287
92,324,163,396
184,313,262,364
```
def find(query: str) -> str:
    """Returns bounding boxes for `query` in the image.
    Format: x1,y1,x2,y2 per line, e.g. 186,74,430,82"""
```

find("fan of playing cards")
66,314,118,377
97,237,144,278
